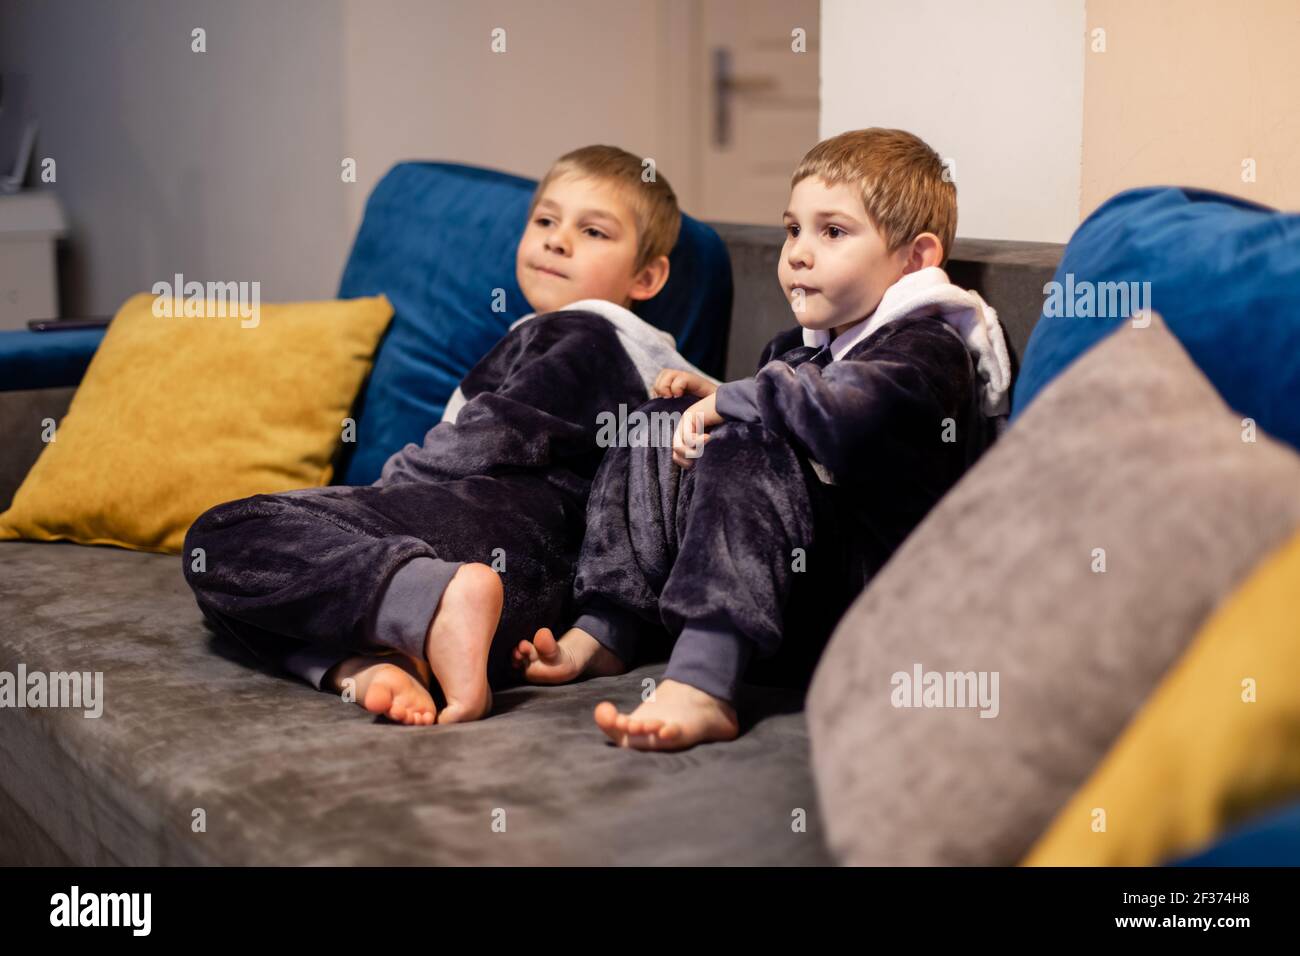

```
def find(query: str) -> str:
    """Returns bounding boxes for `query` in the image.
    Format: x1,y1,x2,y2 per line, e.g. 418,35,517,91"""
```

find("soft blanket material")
184,303,704,688
572,309,1002,699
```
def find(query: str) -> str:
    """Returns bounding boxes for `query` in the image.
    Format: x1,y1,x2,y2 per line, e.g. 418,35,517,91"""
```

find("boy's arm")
378,313,645,487
713,319,974,478
710,325,813,423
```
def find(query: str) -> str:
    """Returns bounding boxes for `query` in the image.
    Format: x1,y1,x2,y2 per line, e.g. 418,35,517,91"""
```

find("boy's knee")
608,394,696,461
183,503,221,551
691,420,806,493
182,502,231,583
704,419,797,461
181,494,270,576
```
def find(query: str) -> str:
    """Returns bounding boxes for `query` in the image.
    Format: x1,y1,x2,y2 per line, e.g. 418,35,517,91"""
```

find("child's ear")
901,233,944,274
628,255,671,302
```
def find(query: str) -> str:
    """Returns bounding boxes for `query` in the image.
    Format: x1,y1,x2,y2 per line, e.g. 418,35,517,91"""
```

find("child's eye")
785,224,800,238
825,225,845,239
535,216,553,227
583,227,609,239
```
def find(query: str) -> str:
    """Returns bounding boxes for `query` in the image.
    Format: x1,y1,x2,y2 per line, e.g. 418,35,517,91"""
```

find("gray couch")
0,227,1061,865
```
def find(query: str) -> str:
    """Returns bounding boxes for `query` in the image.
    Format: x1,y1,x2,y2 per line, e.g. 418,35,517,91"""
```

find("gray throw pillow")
806,312,1300,865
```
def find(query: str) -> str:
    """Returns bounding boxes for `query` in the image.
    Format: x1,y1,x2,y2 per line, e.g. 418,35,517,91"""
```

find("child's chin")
522,290,563,315
792,313,833,332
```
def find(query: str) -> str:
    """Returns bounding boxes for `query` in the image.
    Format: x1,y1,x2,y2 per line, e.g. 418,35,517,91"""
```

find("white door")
694,0,821,224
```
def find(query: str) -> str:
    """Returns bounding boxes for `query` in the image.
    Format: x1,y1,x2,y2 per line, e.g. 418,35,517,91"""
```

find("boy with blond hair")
184,145,712,726
515,129,1012,750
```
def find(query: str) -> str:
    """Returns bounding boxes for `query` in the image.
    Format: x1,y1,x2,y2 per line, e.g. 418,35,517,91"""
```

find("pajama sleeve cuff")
368,556,463,662
714,378,761,423
663,623,755,706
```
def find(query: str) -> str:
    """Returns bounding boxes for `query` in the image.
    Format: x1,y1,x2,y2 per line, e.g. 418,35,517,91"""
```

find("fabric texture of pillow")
0,327,107,391
333,161,734,485
1022,528,1300,866
1012,186,1300,451
0,291,393,554
805,312,1300,865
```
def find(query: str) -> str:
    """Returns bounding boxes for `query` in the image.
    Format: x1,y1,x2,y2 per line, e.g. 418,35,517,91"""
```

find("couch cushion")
806,312,1300,866
0,540,827,865
334,161,734,485
1013,186,1300,451
0,293,394,554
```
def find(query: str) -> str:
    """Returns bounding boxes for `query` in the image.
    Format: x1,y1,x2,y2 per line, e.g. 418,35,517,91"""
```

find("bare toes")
533,628,561,658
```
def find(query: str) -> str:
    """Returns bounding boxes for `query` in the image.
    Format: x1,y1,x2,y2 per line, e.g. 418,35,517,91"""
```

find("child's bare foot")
425,562,502,724
593,678,739,751
511,626,627,684
327,655,437,725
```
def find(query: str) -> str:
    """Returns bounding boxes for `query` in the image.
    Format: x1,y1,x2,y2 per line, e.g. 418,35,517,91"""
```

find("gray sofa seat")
0,539,829,865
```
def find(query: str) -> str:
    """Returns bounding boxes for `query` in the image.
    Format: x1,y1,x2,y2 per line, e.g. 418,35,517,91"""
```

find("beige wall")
341,0,697,238
819,0,1087,244
1082,0,1300,218
0,0,701,315
822,0,1300,242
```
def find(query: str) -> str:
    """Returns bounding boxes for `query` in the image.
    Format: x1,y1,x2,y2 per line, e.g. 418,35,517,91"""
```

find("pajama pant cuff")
280,556,462,691
571,597,641,666
664,623,754,706
368,556,464,662
282,644,353,691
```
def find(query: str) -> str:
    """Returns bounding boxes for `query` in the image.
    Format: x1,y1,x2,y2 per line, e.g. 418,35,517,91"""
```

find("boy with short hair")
514,129,1012,751
184,145,707,726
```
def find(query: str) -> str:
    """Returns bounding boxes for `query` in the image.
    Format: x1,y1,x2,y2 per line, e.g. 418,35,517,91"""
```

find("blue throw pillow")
1171,799,1300,866
1013,187,1300,450
334,161,733,486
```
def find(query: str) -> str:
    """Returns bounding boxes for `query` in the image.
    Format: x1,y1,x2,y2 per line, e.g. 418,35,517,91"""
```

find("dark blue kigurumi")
335,161,733,486
1013,186,1300,450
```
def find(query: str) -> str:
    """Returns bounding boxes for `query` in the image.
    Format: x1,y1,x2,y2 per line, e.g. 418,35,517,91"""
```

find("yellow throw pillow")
1022,529,1300,866
0,291,393,554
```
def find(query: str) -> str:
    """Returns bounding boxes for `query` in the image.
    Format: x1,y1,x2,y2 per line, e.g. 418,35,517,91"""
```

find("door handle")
712,47,778,148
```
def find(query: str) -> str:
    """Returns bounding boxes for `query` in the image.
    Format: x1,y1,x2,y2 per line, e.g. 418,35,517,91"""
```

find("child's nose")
785,233,812,268
544,227,572,255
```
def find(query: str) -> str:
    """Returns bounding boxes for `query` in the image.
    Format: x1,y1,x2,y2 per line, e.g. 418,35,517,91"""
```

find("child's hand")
653,368,717,399
673,393,723,468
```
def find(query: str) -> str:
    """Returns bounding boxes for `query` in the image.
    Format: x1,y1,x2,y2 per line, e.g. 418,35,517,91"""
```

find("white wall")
0,0,349,315
819,0,1085,244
